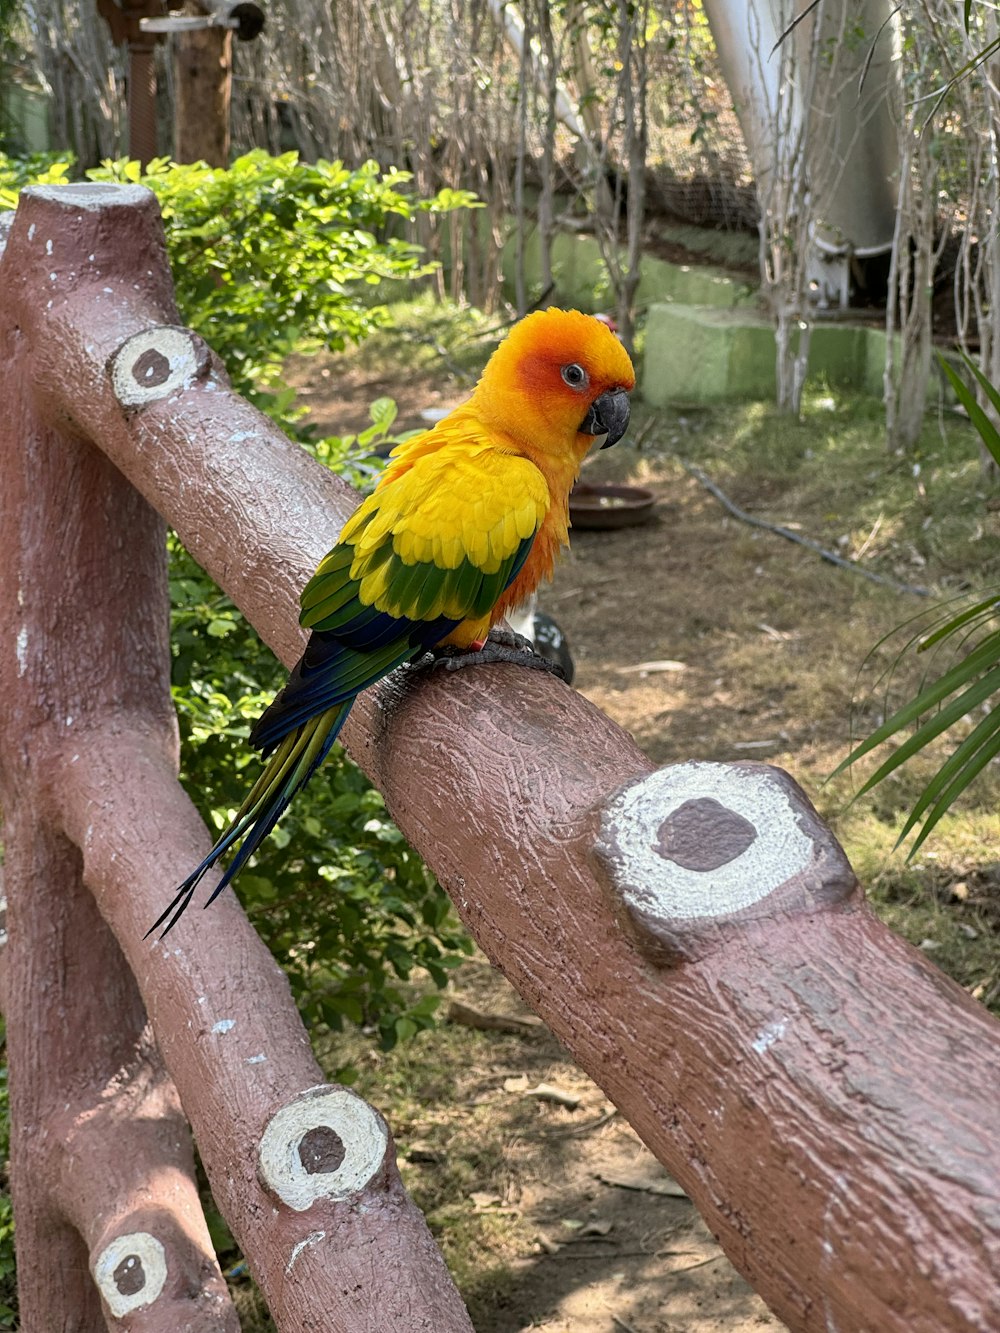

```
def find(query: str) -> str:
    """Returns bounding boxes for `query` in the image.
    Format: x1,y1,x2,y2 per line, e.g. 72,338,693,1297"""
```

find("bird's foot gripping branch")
422,624,567,677
1,182,999,1332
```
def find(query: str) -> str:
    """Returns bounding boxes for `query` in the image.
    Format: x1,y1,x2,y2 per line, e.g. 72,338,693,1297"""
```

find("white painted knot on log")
92,1231,167,1317
595,761,858,964
258,1085,390,1211
107,326,213,409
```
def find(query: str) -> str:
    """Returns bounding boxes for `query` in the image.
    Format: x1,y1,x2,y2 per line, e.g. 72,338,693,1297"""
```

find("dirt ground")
421,960,782,1333
285,329,997,1332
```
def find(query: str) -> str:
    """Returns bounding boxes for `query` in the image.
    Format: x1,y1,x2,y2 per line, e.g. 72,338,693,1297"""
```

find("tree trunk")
886,130,935,453
175,24,233,166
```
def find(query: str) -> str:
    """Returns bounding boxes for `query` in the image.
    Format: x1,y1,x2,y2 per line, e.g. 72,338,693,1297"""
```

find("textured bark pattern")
3,183,999,1331
0,184,474,1331
174,26,232,166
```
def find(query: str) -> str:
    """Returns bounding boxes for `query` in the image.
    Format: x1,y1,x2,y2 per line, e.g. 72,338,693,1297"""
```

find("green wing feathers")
301,443,549,630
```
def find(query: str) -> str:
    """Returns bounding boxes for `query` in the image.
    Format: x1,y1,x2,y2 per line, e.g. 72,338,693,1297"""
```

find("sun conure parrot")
150,307,634,936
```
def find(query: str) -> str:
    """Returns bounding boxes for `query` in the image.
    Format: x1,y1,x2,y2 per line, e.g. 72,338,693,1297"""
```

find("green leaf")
907,722,1000,856
939,354,1000,468
917,593,1000,653
395,1017,419,1043
846,664,1000,805
833,629,1000,777
896,703,1000,848
369,396,398,432
957,351,1000,451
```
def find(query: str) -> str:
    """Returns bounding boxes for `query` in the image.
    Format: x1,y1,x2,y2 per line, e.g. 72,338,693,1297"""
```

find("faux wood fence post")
3,182,999,1332
0,187,475,1330
0,210,237,1328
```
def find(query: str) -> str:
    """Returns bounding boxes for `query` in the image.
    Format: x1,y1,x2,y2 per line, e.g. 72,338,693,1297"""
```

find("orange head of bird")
472,308,636,457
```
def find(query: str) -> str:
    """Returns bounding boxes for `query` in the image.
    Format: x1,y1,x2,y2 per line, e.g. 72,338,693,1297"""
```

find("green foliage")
1,149,478,428
835,355,1000,853
940,352,1000,470
87,151,478,414
0,151,73,197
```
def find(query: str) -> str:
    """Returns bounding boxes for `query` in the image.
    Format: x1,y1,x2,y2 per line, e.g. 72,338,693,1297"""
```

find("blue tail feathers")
147,701,352,938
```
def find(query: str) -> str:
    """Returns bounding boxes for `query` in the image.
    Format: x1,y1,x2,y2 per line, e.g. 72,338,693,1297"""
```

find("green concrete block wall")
642,304,894,405
496,223,754,312
429,217,918,408
864,327,890,398
636,257,755,310
809,325,869,387
642,304,775,404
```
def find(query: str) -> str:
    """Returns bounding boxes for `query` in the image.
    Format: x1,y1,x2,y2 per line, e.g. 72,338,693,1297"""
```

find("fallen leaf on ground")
469,1191,503,1210
524,1082,582,1108
615,659,687,674
597,1165,688,1198
533,1230,561,1255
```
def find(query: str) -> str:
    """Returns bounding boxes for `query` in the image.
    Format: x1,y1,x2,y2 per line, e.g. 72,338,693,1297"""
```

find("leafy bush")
1,152,477,1043
89,151,476,411
0,151,73,192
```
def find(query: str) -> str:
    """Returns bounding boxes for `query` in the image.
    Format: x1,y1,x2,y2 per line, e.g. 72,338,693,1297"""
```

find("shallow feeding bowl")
570,481,656,530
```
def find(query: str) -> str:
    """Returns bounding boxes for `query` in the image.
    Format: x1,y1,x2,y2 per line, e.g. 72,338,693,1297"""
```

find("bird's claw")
414,627,567,680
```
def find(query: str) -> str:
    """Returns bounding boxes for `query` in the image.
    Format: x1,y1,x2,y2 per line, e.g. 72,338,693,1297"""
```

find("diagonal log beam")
4,181,1000,1332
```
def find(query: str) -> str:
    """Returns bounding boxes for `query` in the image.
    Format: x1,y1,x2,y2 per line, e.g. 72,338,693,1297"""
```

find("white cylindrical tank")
703,0,900,306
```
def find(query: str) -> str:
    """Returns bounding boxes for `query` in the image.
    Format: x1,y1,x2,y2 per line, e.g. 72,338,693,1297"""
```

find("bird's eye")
561,363,588,389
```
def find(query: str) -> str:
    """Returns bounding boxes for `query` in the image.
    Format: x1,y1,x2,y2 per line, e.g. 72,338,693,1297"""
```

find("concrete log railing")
0,182,998,1330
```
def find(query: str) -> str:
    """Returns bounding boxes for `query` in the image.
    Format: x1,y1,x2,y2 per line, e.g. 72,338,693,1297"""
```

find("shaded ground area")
272,317,1000,1331
349,960,781,1333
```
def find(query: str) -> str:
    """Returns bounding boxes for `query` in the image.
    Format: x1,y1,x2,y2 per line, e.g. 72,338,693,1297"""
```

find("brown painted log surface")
0,184,474,1331
5,182,1000,1331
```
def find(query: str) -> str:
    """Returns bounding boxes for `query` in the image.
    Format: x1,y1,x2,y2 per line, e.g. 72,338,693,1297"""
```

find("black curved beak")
579,387,631,449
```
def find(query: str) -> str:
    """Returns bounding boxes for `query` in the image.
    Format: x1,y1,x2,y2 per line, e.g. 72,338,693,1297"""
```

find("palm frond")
834,631,1000,776
898,706,1000,852
940,352,1000,468
917,592,1000,652
836,354,1000,852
